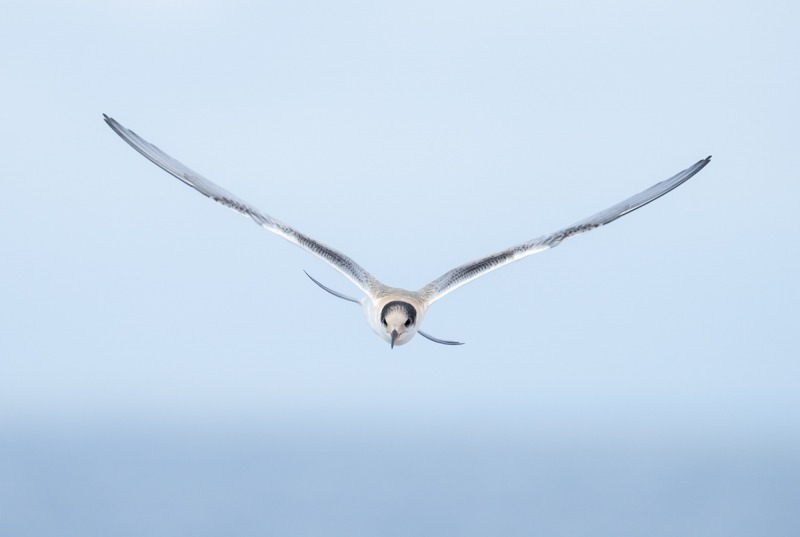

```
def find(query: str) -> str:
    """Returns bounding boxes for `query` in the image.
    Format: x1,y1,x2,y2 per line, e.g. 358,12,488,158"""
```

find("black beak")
391,329,398,349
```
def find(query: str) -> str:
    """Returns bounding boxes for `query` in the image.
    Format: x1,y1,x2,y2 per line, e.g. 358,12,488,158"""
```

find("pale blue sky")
1,1,798,534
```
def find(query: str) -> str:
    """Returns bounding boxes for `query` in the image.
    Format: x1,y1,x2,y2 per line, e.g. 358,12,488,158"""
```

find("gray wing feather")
420,156,711,304
417,331,464,346
104,115,379,296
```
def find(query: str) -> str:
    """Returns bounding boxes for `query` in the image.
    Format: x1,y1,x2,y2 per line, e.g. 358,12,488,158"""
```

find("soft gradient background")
2,1,798,535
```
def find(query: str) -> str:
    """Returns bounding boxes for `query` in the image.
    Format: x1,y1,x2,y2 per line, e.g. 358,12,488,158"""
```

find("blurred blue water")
1,423,797,536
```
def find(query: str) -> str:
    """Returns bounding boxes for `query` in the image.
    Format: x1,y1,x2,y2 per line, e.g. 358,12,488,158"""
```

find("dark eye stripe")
380,301,417,324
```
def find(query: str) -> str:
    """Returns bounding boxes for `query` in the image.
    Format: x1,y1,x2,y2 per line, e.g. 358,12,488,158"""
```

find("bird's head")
380,301,417,348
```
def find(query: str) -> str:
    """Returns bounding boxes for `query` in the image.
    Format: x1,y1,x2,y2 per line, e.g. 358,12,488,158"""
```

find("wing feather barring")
105,115,710,348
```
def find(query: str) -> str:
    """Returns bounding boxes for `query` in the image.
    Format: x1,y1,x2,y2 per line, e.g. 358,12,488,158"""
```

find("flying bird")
104,115,710,348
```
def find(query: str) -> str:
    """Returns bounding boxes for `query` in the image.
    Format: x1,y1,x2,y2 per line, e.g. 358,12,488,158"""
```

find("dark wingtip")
691,155,712,170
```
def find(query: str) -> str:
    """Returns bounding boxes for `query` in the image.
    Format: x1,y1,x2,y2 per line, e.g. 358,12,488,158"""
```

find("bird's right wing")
104,115,381,296
419,156,711,304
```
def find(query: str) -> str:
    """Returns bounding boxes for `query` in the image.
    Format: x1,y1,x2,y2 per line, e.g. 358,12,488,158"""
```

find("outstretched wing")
420,156,711,304
104,115,380,296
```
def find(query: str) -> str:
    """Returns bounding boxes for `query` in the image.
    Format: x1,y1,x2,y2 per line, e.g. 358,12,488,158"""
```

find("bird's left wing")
419,156,711,304
104,115,380,296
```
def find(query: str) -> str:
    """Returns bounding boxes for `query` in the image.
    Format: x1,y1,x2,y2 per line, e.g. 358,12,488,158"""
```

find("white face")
381,305,417,347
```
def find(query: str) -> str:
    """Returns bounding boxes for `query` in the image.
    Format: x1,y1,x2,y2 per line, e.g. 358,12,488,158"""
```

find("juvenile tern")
104,115,710,348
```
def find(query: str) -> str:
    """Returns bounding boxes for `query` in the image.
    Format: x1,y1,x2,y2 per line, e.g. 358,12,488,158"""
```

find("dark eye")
382,318,387,326
404,319,412,327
